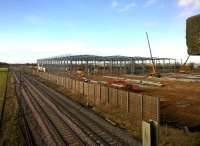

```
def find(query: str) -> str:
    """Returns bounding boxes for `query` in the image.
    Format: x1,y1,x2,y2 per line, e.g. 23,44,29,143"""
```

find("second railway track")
14,72,142,146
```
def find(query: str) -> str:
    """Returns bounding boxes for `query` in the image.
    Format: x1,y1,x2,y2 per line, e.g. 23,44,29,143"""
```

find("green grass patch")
0,68,8,72
0,73,25,146
0,68,8,111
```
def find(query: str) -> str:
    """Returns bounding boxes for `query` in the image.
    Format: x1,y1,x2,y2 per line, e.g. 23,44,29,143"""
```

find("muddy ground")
85,73,200,130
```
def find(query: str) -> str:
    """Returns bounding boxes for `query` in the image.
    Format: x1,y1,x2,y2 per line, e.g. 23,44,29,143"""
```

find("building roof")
37,54,175,62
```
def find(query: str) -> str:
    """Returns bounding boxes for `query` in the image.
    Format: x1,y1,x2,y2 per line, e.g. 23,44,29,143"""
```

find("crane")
146,32,161,78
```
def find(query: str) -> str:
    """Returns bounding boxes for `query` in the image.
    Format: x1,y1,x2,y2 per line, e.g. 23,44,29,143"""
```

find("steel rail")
26,76,121,146
25,74,141,146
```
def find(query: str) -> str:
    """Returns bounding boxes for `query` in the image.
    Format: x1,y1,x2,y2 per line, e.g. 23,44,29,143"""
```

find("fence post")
141,95,144,121
83,82,84,97
63,76,65,86
93,84,95,105
100,84,101,103
87,83,89,106
107,87,109,104
55,75,58,84
126,91,130,113
61,76,63,86
157,97,160,124
74,79,76,93
64,76,66,88
58,75,60,85
157,97,160,146
116,88,119,105
67,77,69,89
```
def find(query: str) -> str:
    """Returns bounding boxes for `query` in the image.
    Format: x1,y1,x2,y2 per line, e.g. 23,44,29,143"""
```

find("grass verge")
0,72,25,146
0,69,8,113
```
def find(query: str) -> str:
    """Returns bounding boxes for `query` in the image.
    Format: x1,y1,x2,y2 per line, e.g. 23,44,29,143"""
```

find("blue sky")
0,0,199,63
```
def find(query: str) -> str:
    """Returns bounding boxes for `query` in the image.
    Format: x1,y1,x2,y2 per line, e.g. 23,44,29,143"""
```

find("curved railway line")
14,72,142,146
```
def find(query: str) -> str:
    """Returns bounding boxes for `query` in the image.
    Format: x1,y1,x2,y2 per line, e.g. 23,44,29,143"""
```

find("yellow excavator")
179,55,191,73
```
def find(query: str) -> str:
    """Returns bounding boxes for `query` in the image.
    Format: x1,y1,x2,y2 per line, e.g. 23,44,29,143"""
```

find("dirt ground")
50,70,200,129
87,73,200,130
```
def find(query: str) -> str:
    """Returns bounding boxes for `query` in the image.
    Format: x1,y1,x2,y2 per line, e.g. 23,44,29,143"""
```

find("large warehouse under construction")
37,55,176,74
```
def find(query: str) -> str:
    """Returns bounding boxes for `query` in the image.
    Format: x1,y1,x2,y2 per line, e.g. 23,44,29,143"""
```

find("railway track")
14,73,142,146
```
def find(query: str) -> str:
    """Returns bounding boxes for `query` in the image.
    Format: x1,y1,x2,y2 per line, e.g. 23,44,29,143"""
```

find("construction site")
36,53,200,129
0,4,200,146
31,16,200,145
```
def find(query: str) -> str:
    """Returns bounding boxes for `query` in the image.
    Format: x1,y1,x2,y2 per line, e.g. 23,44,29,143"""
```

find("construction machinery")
107,79,142,92
179,55,191,73
146,32,161,78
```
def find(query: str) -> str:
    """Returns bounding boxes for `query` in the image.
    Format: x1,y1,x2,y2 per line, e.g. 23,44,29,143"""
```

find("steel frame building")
37,55,176,74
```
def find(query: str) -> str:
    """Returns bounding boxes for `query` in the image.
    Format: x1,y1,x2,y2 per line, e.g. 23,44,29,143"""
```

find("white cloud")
111,1,119,8
111,1,136,12
144,0,157,8
118,2,136,12
178,0,200,8
178,0,193,6
177,0,200,18
178,7,197,18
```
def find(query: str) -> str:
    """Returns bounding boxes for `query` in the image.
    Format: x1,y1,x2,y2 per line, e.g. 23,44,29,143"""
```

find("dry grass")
159,126,200,146
0,73,25,146
0,69,7,111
